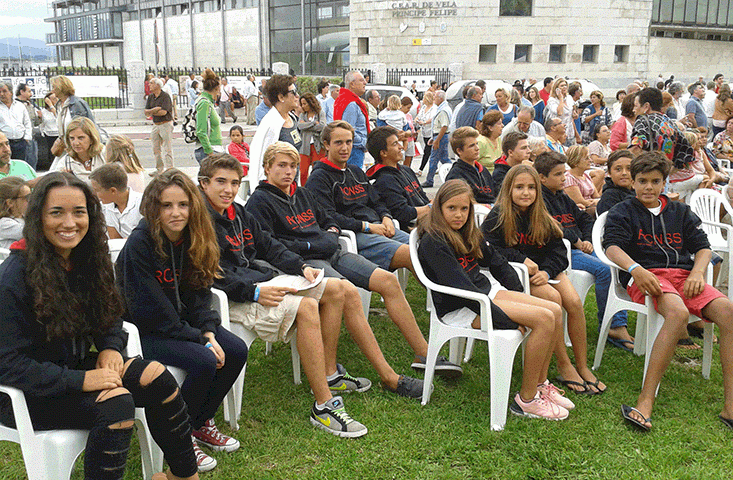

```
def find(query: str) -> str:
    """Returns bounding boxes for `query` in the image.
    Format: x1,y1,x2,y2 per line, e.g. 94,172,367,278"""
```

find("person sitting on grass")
90,163,143,239
244,143,425,397
417,179,572,420
492,131,530,190
197,153,369,438
444,126,496,206
596,149,635,216
535,151,633,352
366,126,431,231
482,165,607,395
602,152,733,432
306,120,462,377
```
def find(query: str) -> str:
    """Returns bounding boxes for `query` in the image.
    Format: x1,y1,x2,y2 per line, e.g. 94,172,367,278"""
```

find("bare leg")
491,290,560,400
403,155,413,168
317,279,346,376
368,268,429,359
339,279,400,389
389,244,416,277
629,293,689,428
294,297,332,405
701,297,733,420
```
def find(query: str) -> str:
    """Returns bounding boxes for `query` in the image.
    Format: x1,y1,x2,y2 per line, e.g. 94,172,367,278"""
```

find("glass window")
479,44,496,63
318,6,332,19
272,5,301,29
500,0,532,16
582,45,598,63
672,0,686,22
549,44,565,63
708,0,721,24
698,0,710,23
614,45,628,63
514,44,531,63
358,37,369,55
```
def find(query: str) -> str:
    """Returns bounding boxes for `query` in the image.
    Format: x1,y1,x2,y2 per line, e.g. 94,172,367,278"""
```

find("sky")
0,0,54,41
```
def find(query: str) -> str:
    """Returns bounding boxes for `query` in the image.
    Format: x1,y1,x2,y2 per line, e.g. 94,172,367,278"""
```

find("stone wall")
350,0,652,86
647,37,733,84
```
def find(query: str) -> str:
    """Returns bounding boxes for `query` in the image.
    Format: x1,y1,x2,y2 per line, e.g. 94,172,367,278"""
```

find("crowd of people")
2,68,733,479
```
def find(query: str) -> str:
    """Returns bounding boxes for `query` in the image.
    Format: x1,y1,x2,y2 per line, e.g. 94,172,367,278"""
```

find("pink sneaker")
191,436,217,472
538,380,575,411
510,392,569,420
192,418,240,452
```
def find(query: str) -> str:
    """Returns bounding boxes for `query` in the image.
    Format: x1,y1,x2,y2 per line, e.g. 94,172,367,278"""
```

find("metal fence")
385,68,451,88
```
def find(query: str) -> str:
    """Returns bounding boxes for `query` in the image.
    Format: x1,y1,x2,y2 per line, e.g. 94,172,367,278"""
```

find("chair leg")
593,308,619,370
463,338,476,363
290,337,302,385
41,432,87,480
448,337,464,365
563,311,572,347
488,338,518,431
634,313,647,356
702,321,714,379
421,326,447,406
358,288,371,319
135,409,159,480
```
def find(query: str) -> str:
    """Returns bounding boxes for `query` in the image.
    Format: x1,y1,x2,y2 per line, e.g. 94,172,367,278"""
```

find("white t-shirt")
102,189,143,238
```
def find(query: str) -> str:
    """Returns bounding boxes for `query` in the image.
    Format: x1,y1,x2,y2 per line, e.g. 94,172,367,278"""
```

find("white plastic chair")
690,188,733,295
563,239,596,346
437,162,452,184
409,230,527,431
107,238,127,264
0,322,159,480
591,212,713,384
0,247,10,261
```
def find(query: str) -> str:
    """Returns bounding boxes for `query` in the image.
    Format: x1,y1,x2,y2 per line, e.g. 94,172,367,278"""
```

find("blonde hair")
263,141,300,171
683,130,699,149
492,164,562,247
387,95,401,111
51,75,75,97
64,117,104,161
565,145,589,168
417,179,484,259
550,78,567,100
105,135,144,173
590,90,605,107
423,91,434,105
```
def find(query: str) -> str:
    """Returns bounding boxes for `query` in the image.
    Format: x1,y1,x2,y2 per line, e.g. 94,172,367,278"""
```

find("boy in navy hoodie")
596,149,635,215
603,152,733,432
306,120,462,376
536,151,633,352
197,153,371,438
444,126,496,205
492,131,530,191
366,126,431,231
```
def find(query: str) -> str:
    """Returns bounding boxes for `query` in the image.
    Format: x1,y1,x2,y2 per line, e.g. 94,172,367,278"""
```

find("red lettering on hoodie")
154,268,181,285
636,228,683,247
458,254,477,273
226,228,254,250
285,209,316,229
339,184,367,200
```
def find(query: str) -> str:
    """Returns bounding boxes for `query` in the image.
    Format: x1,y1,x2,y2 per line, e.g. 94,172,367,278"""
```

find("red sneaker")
192,418,240,452
191,436,217,472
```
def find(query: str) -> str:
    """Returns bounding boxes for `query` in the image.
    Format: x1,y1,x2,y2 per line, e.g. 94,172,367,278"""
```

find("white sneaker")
510,392,569,421
538,380,575,411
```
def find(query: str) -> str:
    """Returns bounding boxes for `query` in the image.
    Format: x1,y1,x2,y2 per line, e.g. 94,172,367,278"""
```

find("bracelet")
628,263,641,274
205,342,213,349
363,222,370,233
253,285,260,302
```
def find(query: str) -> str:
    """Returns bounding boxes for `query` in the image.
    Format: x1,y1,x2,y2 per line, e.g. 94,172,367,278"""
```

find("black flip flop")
621,404,651,431
554,376,594,395
607,336,634,353
720,415,733,430
687,324,705,339
677,337,702,349
583,378,607,395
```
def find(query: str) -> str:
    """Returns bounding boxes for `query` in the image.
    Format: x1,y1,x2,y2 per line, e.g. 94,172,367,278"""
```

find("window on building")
478,44,496,63
614,45,629,63
318,6,333,19
358,37,369,55
582,44,598,63
500,0,532,16
549,44,565,63
514,44,531,62
338,4,349,17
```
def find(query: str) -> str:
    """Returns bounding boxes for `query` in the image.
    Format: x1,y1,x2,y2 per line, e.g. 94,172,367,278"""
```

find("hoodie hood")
445,160,495,204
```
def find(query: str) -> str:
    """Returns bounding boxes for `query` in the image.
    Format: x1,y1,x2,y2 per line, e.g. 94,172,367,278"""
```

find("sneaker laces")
543,382,566,398
537,391,563,415
329,405,355,426
192,439,210,464
200,420,228,443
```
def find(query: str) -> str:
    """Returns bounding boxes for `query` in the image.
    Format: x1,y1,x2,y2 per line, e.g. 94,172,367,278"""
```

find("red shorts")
627,268,725,320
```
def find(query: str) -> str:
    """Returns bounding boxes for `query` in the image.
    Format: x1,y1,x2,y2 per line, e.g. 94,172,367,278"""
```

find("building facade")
45,0,733,82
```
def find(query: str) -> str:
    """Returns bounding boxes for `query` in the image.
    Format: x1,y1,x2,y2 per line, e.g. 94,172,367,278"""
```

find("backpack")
182,96,208,144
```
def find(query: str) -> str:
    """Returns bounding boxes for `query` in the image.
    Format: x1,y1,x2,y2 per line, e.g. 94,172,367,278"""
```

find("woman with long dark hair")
0,172,199,480
116,169,248,473
296,92,326,185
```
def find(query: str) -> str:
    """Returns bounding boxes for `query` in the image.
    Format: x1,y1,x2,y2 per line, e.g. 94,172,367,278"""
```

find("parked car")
362,85,419,118
445,79,514,110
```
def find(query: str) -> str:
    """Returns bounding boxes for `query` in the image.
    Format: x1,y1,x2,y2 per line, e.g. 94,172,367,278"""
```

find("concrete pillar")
272,62,289,75
449,63,463,83
128,60,146,112
371,63,387,84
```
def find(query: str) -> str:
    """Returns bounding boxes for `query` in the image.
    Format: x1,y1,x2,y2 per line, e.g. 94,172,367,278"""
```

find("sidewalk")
103,123,258,140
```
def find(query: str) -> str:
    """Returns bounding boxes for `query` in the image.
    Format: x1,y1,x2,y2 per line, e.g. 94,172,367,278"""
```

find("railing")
385,68,452,88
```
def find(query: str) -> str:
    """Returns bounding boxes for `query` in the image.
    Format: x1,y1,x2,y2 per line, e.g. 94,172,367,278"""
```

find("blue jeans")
347,147,365,169
141,325,248,429
424,134,450,186
570,249,627,330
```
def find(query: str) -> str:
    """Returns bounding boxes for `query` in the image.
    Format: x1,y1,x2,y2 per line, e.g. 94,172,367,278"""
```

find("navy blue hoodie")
117,219,219,344
245,180,341,260
445,159,496,204
602,194,710,286
541,185,594,247
366,162,429,231
0,241,125,405
481,206,569,280
418,232,522,326
207,201,307,302
305,158,391,232
596,177,635,216
492,156,511,192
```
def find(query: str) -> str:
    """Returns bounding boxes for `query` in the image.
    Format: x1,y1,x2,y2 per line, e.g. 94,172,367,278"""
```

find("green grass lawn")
2,279,733,479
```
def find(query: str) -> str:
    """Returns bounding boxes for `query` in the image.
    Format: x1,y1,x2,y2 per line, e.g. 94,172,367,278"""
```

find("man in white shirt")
89,163,144,239
324,85,339,123
0,82,31,163
703,81,717,133
164,75,180,122
218,77,237,124
243,74,259,125
501,106,546,141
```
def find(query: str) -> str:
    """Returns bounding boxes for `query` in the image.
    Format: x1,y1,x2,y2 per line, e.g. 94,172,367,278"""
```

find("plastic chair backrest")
591,212,613,267
689,189,726,247
474,204,490,227
0,247,10,262
438,162,452,183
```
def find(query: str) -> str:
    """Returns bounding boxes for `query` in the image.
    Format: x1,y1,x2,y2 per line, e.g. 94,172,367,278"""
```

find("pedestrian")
194,69,223,163
38,91,59,171
0,82,31,163
164,75,180,124
50,75,95,158
15,83,41,169
243,74,259,125
144,78,175,175
218,78,237,125
334,70,369,168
